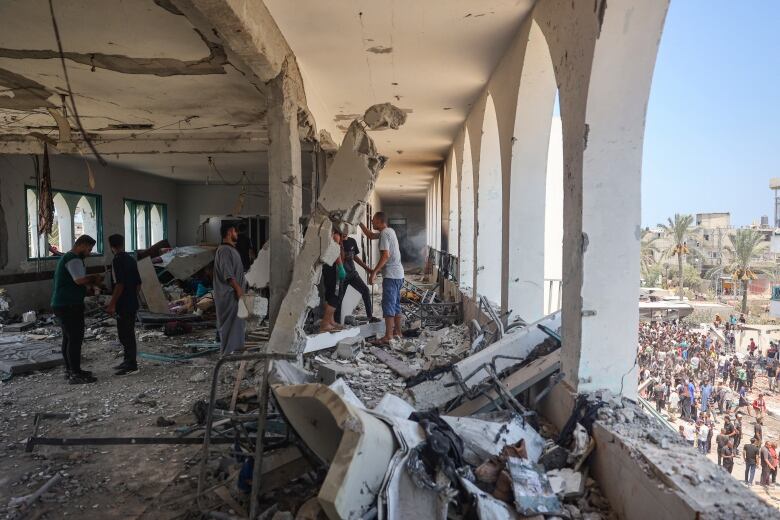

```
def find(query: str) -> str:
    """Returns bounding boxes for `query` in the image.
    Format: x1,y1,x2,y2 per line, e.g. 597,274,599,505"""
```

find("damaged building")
0,1,774,520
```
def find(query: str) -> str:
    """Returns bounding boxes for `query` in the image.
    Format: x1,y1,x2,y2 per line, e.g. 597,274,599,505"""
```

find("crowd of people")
638,317,780,486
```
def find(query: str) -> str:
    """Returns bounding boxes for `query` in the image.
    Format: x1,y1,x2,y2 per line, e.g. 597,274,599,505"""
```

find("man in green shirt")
51,235,102,384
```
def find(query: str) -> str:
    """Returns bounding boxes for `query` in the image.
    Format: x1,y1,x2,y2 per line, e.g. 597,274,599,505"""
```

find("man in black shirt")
106,234,142,375
335,231,378,324
744,437,760,485
721,440,734,474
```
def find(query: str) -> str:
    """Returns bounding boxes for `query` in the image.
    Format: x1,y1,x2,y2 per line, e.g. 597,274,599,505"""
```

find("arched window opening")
448,151,459,256
476,94,503,305
459,130,475,295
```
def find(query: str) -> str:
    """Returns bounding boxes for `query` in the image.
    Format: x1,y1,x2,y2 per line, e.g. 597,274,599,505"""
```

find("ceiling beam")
0,134,270,155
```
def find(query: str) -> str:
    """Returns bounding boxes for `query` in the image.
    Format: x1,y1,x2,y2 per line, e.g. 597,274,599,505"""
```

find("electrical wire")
48,0,106,166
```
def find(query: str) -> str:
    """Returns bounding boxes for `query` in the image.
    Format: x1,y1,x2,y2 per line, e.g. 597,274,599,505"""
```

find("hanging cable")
48,0,106,166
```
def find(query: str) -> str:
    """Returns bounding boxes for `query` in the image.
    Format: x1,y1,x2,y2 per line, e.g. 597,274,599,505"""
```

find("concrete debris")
246,242,271,289
335,336,363,360
266,119,388,357
546,468,585,499
272,383,397,519
158,245,215,281
406,311,561,410
362,102,408,130
137,256,170,314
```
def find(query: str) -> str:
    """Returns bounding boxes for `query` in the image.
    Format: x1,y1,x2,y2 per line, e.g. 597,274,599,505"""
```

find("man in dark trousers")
335,230,378,324
51,234,102,384
106,234,142,375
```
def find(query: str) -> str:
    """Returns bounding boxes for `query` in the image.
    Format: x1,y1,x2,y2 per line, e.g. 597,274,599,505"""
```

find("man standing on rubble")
51,235,103,384
335,229,378,324
360,212,404,345
106,234,141,376
214,223,247,354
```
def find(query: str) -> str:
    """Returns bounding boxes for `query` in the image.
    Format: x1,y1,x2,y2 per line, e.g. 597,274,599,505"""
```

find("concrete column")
267,72,303,327
535,0,669,398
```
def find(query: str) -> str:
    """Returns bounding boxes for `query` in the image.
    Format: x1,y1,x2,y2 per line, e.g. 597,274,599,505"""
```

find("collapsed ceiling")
0,0,269,163
0,0,535,203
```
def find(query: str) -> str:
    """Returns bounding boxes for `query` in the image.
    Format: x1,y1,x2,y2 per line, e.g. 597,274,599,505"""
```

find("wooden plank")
450,350,561,417
137,257,170,314
229,361,248,411
369,347,419,379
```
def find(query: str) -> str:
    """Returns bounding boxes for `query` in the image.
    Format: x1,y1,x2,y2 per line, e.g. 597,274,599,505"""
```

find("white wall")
175,184,270,245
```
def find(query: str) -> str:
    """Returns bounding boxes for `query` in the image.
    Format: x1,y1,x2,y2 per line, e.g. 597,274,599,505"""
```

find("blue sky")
642,0,780,228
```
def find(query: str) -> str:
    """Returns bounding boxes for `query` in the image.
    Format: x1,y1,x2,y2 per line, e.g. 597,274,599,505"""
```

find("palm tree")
640,230,663,284
713,229,768,313
659,214,701,300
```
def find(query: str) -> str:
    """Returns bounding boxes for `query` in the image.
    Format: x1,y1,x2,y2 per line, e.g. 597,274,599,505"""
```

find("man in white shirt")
360,212,405,345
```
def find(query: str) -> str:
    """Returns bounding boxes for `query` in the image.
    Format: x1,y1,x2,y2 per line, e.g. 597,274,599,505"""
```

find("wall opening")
459,130,475,295
476,94,503,305
507,19,560,322
448,151,459,256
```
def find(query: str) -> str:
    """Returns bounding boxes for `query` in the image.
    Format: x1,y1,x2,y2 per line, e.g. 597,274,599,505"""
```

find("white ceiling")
265,0,534,203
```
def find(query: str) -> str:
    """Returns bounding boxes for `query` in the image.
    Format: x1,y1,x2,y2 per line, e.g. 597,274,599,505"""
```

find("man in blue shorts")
361,212,404,344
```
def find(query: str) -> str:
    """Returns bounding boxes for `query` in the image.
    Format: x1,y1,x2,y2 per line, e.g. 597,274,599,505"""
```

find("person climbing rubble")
320,228,346,332
335,229,379,325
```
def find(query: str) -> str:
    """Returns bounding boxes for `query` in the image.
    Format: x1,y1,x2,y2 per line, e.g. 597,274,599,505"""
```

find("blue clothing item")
688,382,695,400
381,278,403,317
701,385,712,412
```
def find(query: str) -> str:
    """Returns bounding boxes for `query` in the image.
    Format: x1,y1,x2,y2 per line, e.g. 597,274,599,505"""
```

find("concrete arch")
74,196,97,242
448,150,459,255
459,128,475,295
534,0,670,397
506,19,559,322
52,193,72,253
476,94,503,304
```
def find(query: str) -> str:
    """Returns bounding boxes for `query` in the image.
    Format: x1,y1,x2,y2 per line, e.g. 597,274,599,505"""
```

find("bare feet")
320,323,343,333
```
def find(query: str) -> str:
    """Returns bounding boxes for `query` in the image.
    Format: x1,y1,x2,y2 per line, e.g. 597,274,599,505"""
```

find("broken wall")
0,154,177,314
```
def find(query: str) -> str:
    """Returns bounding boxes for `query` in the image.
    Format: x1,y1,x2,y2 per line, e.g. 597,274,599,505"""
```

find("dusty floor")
0,330,239,520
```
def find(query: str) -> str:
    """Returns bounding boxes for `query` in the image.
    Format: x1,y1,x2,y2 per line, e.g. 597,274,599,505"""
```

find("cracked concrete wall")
0,153,177,314
267,63,304,326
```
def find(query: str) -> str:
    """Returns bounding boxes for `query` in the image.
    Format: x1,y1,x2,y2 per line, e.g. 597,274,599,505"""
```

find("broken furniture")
25,412,236,452
400,279,462,330
406,311,562,411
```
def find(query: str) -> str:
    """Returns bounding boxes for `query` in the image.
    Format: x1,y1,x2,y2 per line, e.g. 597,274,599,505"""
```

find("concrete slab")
272,384,397,520
0,340,62,376
137,257,170,314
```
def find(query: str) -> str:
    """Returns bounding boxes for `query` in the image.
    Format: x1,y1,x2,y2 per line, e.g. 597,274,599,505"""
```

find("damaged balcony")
0,0,776,519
